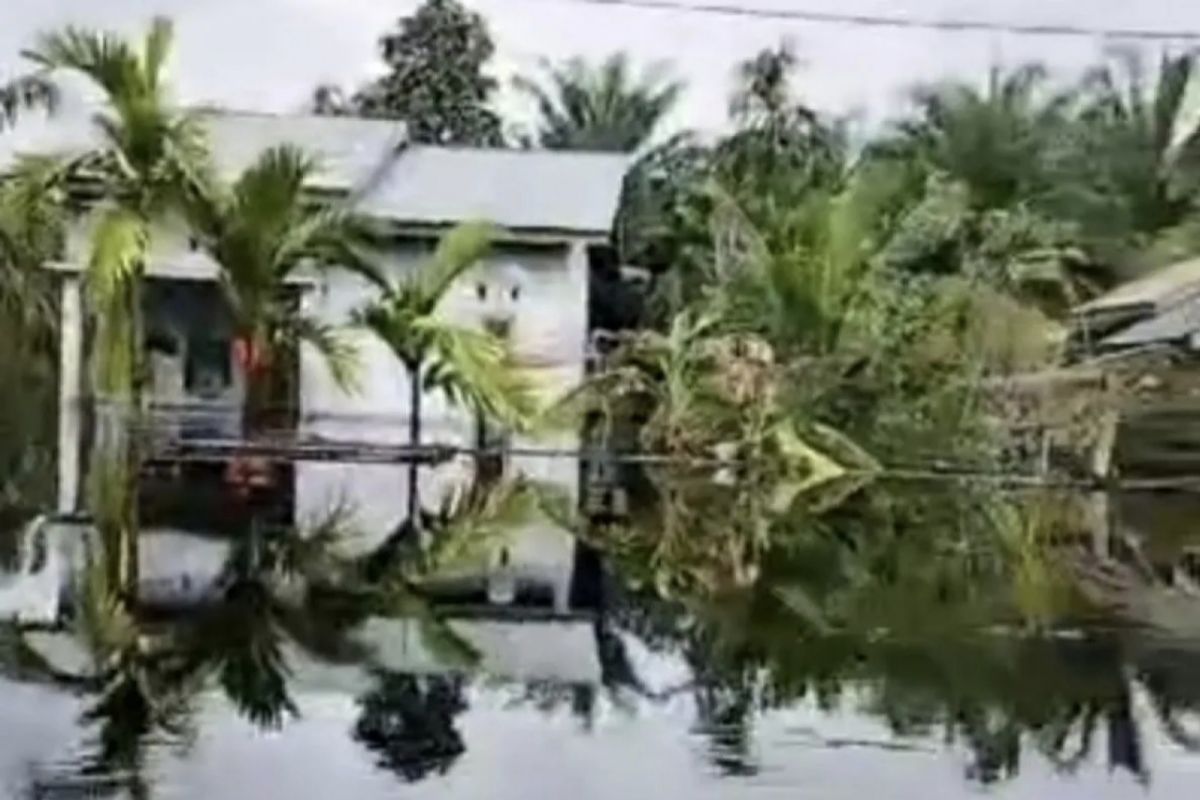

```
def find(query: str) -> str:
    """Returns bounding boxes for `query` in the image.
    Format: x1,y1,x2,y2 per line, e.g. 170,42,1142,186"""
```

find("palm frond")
291,314,362,393
0,154,72,329
75,554,138,666
161,110,214,196
375,582,480,669
423,479,547,574
518,52,684,151
192,579,299,730
419,319,539,430
233,144,314,227
24,26,140,101
141,17,173,93
416,220,495,305
276,207,387,289
279,501,362,581
87,205,148,302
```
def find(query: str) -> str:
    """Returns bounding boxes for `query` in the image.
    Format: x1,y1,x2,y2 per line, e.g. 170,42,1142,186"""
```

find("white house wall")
54,215,591,610
296,237,589,607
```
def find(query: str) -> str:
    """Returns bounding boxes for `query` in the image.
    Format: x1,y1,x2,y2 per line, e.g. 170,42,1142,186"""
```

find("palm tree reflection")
354,671,468,782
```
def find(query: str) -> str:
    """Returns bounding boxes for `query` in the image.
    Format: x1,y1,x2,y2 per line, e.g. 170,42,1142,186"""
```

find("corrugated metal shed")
1,109,629,237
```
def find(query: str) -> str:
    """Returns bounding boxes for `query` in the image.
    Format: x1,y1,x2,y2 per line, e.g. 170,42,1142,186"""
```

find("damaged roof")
1075,257,1200,317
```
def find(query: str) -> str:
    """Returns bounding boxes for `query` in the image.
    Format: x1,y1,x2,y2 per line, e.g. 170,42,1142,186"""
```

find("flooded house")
1,109,628,619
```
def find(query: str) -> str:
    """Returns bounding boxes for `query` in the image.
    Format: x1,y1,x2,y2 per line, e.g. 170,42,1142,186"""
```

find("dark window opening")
185,338,232,395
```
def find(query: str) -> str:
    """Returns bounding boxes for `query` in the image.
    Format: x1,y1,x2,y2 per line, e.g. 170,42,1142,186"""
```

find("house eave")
42,259,319,288
375,218,611,246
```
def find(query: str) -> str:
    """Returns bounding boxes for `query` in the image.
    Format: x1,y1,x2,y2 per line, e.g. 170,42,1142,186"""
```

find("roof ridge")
402,143,631,160
193,105,405,127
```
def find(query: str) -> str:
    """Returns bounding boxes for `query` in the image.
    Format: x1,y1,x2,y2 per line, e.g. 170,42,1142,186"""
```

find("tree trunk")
118,277,144,599
406,360,422,532
242,360,269,440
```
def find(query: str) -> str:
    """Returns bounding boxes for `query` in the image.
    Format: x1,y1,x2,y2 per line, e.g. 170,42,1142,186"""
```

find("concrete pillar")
57,275,84,514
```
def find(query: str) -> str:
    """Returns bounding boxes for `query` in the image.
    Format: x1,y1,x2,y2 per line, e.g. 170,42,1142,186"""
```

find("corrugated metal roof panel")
200,111,406,189
1076,257,1200,315
1100,294,1200,348
358,146,629,235
2,109,628,236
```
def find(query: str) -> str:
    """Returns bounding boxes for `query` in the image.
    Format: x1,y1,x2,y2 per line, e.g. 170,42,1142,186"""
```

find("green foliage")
326,0,503,146
184,144,383,405
25,17,212,405
356,222,537,431
1050,50,1200,267
26,17,209,217
882,64,1069,210
879,176,1093,312
0,156,67,516
515,52,684,152
718,43,846,202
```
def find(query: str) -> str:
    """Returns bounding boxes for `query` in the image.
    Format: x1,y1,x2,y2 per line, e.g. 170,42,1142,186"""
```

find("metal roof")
1075,257,1200,316
358,146,630,235
201,110,406,191
1099,293,1200,349
1,109,630,237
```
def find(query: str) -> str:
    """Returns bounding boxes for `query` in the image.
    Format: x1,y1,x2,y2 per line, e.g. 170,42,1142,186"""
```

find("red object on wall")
232,335,270,375
225,455,276,497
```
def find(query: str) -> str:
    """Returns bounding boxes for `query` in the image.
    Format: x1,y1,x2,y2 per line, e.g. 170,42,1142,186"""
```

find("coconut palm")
182,144,384,437
23,17,212,590
515,52,684,152
356,222,536,530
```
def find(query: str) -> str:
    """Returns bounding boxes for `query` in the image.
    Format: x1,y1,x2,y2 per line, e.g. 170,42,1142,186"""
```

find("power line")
521,0,1200,43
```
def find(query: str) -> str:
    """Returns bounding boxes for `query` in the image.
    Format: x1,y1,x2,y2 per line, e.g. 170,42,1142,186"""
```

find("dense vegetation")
5,4,1200,791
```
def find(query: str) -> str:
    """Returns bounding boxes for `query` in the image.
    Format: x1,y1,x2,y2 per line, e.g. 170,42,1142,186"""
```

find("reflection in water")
354,672,468,782
5,465,1200,796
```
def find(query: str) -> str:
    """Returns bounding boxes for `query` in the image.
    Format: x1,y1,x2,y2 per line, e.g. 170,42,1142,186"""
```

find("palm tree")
0,156,70,519
23,17,211,591
884,63,1070,211
356,222,536,531
515,52,684,152
717,43,846,203
1063,50,1200,258
183,145,384,437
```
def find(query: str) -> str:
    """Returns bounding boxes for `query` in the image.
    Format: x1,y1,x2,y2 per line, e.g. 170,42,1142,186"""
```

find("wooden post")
57,275,83,514
1088,410,1120,559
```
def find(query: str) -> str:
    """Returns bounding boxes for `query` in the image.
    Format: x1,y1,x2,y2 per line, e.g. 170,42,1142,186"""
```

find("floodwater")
4,475,1200,799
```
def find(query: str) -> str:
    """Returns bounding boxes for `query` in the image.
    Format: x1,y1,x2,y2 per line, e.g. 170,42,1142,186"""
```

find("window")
185,338,232,396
